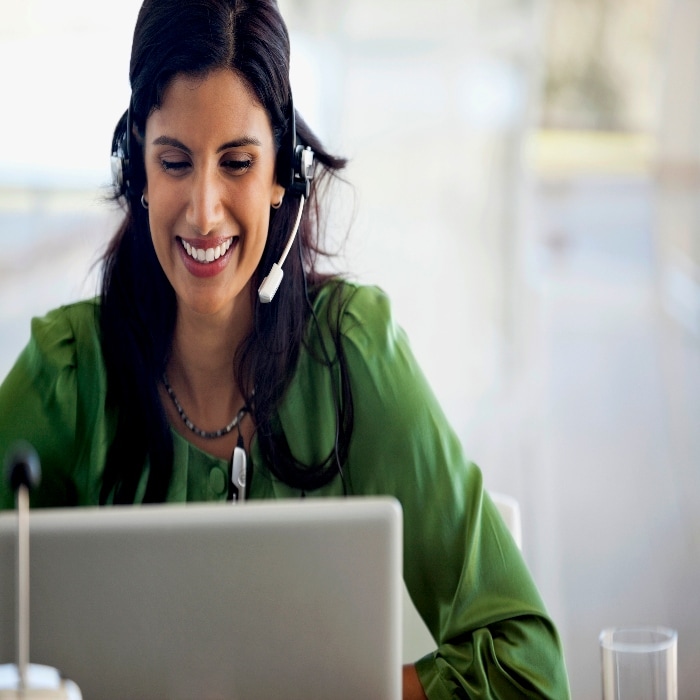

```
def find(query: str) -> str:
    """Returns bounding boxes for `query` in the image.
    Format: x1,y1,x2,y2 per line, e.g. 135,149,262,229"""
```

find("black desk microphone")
0,443,81,699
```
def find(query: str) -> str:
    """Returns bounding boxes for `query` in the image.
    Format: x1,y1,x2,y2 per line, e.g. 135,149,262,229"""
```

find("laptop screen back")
0,498,402,700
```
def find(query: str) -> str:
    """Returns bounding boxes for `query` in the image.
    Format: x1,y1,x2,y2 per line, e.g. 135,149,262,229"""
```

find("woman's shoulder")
27,298,102,373
0,298,106,509
312,280,398,351
31,297,100,332
313,279,389,312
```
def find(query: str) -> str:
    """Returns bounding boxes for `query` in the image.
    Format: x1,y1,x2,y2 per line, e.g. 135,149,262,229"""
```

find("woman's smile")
179,236,235,263
176,235,239,279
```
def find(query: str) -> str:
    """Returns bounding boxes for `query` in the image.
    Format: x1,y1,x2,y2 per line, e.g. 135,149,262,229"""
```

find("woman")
0,0,570,697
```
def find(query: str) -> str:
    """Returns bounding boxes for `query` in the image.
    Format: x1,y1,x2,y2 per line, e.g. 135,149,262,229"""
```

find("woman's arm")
337,286,571,699
274,283,570,697
404,664,428,700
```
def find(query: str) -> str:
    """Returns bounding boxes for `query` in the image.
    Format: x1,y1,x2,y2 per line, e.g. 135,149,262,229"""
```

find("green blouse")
0,282,569,699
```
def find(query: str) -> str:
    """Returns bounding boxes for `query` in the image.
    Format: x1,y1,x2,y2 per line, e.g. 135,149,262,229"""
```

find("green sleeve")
336,285,570,698
0,301,110,509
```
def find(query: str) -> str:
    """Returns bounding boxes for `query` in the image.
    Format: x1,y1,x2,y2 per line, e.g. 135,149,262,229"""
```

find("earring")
141,194,149,209
271,198,283,210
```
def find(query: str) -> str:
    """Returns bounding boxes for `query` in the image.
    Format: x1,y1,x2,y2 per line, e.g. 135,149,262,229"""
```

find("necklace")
162,374,248,440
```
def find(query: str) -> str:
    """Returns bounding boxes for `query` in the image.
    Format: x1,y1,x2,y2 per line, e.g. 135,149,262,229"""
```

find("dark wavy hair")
99,0,352,503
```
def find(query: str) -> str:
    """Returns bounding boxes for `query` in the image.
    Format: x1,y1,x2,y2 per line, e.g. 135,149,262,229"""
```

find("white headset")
258,103,315,304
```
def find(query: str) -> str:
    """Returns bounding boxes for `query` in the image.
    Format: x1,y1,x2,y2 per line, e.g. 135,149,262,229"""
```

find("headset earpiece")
290,143,315,198
276,96,315,197
111,103,134,198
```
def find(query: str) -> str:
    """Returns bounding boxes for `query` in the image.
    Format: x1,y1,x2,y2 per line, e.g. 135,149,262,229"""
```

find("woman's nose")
186,169,225,236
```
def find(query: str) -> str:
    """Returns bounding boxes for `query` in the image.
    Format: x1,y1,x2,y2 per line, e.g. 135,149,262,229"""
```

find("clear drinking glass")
600,626,677,700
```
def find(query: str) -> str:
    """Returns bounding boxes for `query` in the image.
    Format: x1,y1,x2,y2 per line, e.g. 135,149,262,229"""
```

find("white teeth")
180,238,233,263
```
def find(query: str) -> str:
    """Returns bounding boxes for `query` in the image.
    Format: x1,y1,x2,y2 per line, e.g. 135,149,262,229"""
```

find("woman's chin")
174,281,255,321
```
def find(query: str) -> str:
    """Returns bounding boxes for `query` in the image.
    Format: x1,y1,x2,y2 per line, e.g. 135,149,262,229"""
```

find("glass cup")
600,626,677,700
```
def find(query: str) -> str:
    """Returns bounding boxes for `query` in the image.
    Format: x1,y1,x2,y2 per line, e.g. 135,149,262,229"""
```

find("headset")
259,101,315,303
110,96,315,304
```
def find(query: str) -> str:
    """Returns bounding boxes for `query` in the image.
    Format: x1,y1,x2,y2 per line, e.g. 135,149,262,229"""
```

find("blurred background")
1,0,698,697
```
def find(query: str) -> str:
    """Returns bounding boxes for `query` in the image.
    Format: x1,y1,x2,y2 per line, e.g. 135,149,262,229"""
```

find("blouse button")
209,465,228,496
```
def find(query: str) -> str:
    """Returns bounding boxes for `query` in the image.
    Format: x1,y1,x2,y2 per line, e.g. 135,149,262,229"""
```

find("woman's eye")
223,159,252,173
161,160,190,173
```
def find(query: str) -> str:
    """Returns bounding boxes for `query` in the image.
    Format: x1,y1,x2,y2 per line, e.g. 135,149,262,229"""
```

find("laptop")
0,498,403,700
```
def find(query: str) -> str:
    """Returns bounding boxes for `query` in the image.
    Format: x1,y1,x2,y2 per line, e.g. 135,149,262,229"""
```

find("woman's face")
143,69,285,319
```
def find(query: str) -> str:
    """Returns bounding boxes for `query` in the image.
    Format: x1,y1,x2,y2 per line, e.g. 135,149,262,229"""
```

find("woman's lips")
180,237,233,262
177,236,238,278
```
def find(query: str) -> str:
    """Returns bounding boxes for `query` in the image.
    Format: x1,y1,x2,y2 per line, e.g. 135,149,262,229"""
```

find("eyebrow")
151,135,263,153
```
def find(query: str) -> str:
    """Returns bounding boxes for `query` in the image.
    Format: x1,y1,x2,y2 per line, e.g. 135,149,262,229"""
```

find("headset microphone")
258,100,315,304
258,192,306,303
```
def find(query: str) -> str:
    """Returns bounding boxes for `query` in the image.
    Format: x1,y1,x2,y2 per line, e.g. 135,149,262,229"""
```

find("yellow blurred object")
529,129,655,177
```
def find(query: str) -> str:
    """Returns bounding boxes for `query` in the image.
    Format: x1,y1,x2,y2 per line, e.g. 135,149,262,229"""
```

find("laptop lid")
0,498,403,700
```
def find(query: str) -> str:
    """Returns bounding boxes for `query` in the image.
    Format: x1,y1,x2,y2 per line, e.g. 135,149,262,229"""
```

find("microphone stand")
15,479,30,693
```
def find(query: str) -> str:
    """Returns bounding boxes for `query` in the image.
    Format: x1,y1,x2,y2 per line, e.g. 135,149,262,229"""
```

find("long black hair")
100,0,352,503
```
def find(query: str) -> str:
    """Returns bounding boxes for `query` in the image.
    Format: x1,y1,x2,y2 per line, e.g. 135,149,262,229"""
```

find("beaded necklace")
162,374,247,440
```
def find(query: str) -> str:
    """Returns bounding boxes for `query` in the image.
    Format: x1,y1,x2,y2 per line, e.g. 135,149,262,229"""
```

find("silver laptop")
0,498,402,700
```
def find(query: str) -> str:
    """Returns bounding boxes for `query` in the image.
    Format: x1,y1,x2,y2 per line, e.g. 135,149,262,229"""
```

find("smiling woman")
143,70,283,316
0,1,571,698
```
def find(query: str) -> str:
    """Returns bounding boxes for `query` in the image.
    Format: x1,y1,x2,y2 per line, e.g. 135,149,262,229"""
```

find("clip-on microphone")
0,443,82,699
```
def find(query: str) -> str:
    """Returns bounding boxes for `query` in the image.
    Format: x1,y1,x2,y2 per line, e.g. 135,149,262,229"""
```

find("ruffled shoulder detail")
310,281,402,358
27,299,102,391
0,299,109,507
